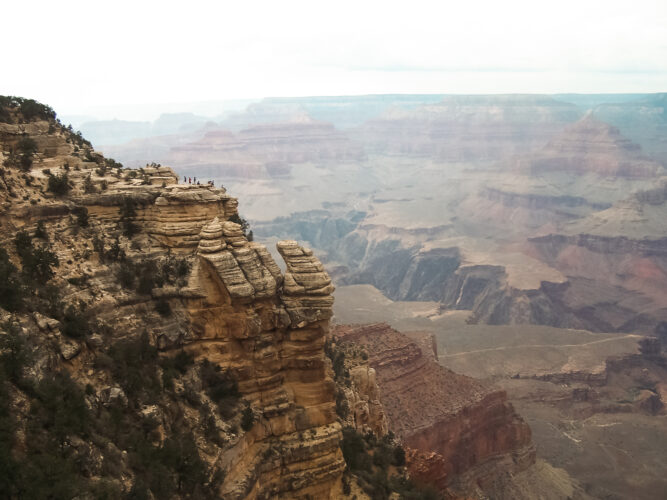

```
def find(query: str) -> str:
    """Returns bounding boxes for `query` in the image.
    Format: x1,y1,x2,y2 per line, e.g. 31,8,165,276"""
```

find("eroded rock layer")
0,108,344,499
333,323,534,494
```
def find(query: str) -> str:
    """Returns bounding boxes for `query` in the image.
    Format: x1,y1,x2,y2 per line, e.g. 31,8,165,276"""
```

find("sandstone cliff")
0,97,345,498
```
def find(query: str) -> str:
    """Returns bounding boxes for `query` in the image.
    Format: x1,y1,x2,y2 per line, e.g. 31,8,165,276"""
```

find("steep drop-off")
0,98,345,498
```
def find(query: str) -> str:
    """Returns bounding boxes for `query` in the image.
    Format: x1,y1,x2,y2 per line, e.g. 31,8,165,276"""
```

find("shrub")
200,359,239,418
34,220,48,240
72,206,89,227
15,232,59,284
136,260,159,295
155,298,171,317
241,403,254,431
117,265,135,288
107,331,160,405
47,172,71,196
229,213,250,237
159,350,194,389
18,137,37,156
84,175,96,193
341,426,371,472
18,98,56,122
61,303,92,339
393,444,406,466
119,197,139,237
14,230,32,258
0,247,24,311
31,371,91,445
0,319,29,382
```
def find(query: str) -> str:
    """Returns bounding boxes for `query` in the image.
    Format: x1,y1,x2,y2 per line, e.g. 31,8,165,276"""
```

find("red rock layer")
333,323,534,489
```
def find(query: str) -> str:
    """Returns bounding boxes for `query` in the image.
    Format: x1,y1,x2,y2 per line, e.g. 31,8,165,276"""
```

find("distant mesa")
166,120,364,179
516,113,665,178
358,94,582,160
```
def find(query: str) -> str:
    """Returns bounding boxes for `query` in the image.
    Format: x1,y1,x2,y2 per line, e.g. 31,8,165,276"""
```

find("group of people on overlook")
183,175,214,187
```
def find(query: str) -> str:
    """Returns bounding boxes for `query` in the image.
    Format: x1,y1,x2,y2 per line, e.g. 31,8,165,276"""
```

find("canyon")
4,92,667,499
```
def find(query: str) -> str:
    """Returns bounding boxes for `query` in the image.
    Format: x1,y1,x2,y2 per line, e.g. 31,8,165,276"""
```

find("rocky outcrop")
333,323,535,496
342,364,389,437
0,106,345,499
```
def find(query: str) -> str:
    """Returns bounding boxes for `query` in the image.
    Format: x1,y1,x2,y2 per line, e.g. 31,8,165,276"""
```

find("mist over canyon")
2,92,666,499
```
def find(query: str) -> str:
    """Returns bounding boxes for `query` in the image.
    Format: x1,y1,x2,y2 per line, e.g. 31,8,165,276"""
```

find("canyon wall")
333,323,535,496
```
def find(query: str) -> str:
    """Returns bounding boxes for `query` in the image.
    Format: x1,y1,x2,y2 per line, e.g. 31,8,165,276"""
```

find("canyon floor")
333,284,667,500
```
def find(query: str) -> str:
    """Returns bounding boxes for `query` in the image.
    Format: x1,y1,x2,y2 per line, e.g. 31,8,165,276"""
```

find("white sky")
2,0,667,118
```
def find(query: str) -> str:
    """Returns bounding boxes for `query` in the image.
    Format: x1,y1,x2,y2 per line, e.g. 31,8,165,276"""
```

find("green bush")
72,206,89,227
0,247,24,311
61,303,92,339
229,213,250,238
34,220,48,240
84,175,96,193
14,231,59,284
0,96,56,123
200,359,239,418
31,371,91,445
107,332,160,405
117,265,135,288
159,350,194,390
0,320,29,383
341,426,371,472
18,137,37,156
241,403,254,431
47,172,71,196
119,197,139,237
155,298,171,317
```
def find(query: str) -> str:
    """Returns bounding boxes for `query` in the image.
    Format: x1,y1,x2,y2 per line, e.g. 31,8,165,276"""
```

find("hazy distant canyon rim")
95,93,667,335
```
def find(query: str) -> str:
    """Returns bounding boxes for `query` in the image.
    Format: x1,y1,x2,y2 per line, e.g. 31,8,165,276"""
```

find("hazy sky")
3,0,667,119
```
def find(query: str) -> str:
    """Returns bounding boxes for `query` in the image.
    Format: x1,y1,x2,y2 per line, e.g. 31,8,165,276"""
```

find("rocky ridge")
0,98,346,498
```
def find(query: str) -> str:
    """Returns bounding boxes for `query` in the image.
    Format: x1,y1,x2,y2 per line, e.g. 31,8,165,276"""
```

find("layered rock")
333,323,534,496
0,107,346,499
514,113,664,178
166,120,363,180
358,94,581,160
592,93,667,164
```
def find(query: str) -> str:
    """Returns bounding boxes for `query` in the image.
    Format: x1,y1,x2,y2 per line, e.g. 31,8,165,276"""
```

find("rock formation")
0,98,345,499
358,94,581,160
166,120,364,180
515,113,664,178
332,323,535,496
